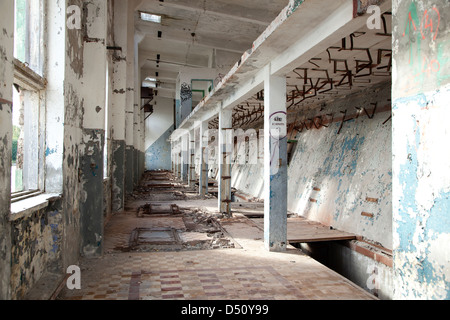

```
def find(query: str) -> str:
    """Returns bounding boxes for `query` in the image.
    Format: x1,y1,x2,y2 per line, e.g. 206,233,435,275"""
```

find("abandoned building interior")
0,0,449,301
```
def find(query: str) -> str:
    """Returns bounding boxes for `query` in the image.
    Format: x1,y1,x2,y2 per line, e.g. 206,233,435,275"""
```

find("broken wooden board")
251,216,356,243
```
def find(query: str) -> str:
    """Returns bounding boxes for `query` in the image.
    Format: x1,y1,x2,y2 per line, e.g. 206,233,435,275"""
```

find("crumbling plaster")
392,0,450,299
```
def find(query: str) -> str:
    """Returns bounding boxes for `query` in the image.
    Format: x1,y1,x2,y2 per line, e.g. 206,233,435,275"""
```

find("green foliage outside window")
11,126,21,164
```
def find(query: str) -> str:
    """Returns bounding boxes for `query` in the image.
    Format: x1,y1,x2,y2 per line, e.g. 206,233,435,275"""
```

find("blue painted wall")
392,0,450,299
145,126,174,171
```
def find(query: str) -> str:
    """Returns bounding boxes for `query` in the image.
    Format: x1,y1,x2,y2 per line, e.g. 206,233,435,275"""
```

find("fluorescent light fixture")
140,12,161,23
145,77,157,82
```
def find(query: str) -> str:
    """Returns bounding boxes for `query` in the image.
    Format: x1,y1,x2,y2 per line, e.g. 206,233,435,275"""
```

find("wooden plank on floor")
250,216,356,243
287,217,356,243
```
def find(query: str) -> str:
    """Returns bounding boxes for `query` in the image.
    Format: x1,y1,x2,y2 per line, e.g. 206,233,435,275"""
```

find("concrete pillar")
173,143,178,176
189,130,196,187
0,0,14,300
176,139,181,179
181,133,189,182
124,0,135,194
79,0,107,257
133,34,144,186
171,142,175,173
264,71,287,252
110,0,128,212
218,109,233,214
45,0,66,193
199,121,209,196
178,140,181,179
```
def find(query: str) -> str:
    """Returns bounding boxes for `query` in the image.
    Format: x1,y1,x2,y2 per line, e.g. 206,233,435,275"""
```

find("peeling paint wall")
80,129,105,257
110,0,129,211
1,0,132,298
392,0,450,299
232,82,393,249
125,146,134,194
10,200,63,300
0,0,14,300
45,0,66,194
111,140,126,211
62,0,84,270
286,83,392,249
78,0,108,257
62,0,108,261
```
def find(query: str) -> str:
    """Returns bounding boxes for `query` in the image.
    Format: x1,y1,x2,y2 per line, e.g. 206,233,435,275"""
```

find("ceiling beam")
140,49,209,69
136,22,247,54
143,0,271,26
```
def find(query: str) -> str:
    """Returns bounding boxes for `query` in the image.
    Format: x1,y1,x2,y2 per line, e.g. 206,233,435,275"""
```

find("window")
11,85,24,193
140,11,162,23
11,0,45,200
14,0,45,76
191,79,214,110
10,80,42,198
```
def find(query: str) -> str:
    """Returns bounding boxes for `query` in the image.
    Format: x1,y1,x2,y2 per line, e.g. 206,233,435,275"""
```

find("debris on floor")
115,171,237,252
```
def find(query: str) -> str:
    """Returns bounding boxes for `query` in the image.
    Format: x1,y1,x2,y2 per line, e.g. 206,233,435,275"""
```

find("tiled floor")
59,248,375,300
58,175,376,301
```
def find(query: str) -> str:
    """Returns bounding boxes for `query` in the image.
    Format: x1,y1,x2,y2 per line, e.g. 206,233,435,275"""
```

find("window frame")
11,0,47,201
11,58,46,200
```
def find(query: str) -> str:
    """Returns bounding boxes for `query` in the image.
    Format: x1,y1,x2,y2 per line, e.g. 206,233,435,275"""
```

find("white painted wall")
231,83,393,249
145,97,174,150
145,96,174,170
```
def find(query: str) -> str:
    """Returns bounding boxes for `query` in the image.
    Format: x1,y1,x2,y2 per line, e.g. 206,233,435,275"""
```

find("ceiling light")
140,12,161,23
145,77,157,82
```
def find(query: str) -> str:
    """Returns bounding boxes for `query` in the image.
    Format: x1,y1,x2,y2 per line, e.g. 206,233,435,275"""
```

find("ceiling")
209,11,393,129
135,1,392,130
135,0,290,99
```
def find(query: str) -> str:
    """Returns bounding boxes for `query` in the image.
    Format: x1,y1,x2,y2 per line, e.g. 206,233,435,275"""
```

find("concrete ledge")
341,239,393,268
9,193,61,221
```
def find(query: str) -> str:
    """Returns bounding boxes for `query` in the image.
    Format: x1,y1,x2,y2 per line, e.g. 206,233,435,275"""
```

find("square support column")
218,109,233,214
189,130,196,187
171,142,175,174
174,140,179,177
79,0,108,257
199,121,209,196
181,133,189,183
264,72,288,252
177,140,182,180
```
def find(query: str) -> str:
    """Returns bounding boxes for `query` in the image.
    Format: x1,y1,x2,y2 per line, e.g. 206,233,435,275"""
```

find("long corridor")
57,171,375,301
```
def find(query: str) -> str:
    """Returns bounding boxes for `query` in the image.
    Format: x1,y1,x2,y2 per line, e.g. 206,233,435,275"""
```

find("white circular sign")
269,111,287,139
